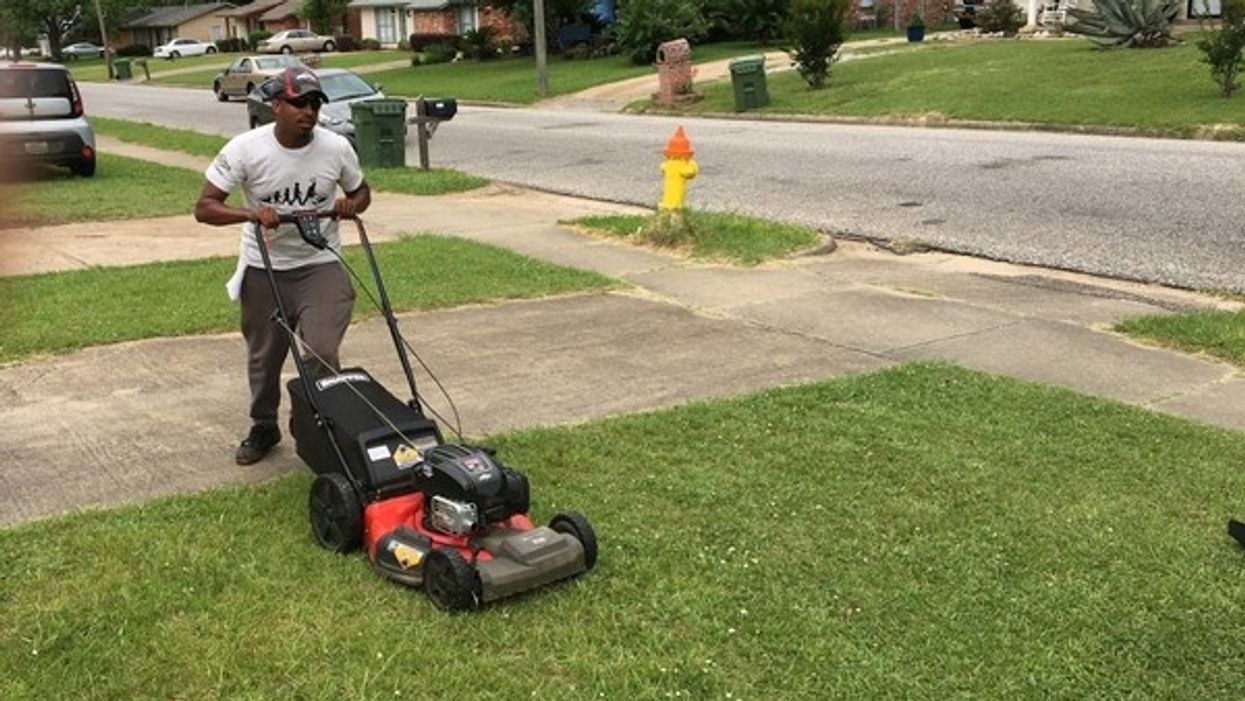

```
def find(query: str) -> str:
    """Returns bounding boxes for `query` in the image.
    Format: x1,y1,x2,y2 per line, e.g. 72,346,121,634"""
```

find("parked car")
153,38,217,59
213,54,305,101
256,29,337,54
0,62,96,176
245,68,385,147
62,42,106,59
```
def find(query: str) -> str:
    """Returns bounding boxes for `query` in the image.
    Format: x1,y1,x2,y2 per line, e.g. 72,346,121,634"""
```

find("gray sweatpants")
240,263,355,425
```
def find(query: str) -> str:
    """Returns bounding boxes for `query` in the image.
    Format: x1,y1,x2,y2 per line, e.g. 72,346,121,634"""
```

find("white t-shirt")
205,124,364,270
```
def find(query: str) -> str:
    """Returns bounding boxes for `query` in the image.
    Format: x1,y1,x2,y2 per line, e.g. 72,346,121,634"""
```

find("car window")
318,73,375,102
0,69,71,99
240,59,253,71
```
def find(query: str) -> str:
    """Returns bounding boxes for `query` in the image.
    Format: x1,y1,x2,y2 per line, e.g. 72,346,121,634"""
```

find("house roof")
218,0,285,18
258,0,302,21
346,0,463,7
121,3,234,29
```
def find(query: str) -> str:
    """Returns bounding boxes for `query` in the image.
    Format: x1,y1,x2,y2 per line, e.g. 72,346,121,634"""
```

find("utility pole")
534,0,548,97
92,0,113,80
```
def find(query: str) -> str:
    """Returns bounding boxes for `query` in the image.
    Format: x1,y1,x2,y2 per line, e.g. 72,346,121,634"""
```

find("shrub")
248,30,272,48
1197,0,1245,96
908,12,924,27
408,33,457,51
703,0,791,43
462,25,498,59
1064,0,1179,47
115,43,152,57
421,42,454,64
333,34,357,52
615,0,708,64
215,37,248,52
783,0,849,89
359,37,381,50
975,0,1024,34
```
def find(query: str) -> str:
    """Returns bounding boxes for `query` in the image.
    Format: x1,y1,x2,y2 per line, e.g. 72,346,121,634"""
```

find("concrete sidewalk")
2,138,1243,527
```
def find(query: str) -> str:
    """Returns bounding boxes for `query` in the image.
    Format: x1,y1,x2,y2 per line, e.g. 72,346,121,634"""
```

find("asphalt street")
81,82,1245,291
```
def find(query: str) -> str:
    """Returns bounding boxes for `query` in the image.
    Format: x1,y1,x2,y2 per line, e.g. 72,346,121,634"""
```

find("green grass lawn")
0,235,614,363
671,39,1245,136
569,209,822,265
4,363,1245,699
1117,308,1245,368
2,154,207,227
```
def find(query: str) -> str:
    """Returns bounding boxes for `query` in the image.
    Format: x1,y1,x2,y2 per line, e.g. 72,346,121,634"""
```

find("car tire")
308,472,363,553
250,115,260,129
245,82,255,96
71,155,96,178
214,82,228,101
170,50,180,59
323,41,336,52
206,46,217,54
281,45,293,54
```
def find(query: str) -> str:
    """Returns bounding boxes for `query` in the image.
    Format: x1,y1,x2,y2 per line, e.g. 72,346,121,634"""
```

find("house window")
457,5,477,33
376,7,398,44
210,25,223,41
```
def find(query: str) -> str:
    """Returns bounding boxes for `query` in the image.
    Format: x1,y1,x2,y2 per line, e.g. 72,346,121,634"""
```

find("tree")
1197,0,1245,96
783,0,849,89
300,0,350,35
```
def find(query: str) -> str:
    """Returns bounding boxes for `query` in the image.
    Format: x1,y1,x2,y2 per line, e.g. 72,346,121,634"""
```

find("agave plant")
1064,0,1180,47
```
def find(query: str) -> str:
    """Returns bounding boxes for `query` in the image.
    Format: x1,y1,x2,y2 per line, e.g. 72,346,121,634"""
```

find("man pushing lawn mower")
194,66,370,466
191,67,596,610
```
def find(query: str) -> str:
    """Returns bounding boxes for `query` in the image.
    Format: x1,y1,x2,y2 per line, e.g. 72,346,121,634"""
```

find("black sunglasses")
281,95,322,109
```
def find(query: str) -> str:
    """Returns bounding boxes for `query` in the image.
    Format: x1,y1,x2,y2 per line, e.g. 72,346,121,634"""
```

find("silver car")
256,29,337,54
62,42,106,59
213,54,305,101
0,62,96,176
245,68,385,148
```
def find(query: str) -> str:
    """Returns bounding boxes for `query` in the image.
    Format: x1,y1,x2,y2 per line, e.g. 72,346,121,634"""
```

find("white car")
62,42,106,59
153,38,217,60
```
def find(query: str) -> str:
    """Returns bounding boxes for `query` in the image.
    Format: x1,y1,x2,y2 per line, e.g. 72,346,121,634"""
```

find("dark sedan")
245,68,387,146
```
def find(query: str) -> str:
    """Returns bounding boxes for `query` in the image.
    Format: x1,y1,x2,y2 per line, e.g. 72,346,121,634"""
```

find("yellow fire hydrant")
659,126,697,210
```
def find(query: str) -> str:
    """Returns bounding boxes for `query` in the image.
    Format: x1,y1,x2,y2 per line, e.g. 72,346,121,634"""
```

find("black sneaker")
235,423,281,465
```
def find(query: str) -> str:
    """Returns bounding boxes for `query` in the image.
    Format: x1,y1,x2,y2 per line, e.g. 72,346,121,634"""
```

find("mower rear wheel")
550,511,597,570
423,548,480,612
308,472,362,553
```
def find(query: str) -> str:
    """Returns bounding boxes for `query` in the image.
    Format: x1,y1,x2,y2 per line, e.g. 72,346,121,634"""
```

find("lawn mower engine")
290,368,596,612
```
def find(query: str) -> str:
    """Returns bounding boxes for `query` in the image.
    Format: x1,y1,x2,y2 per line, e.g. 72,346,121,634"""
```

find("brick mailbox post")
651,38,700,106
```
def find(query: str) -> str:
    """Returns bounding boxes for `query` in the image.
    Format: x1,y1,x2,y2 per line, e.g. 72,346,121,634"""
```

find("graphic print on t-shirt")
260,179,328,209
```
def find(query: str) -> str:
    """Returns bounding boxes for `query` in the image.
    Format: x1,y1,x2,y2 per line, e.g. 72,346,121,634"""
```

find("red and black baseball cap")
263,66,328,103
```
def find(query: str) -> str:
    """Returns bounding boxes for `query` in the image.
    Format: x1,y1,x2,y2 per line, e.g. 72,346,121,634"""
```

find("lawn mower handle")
266,210,424,413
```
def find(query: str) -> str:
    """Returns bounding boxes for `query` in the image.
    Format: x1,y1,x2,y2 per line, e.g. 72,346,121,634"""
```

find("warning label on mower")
315,372,370,391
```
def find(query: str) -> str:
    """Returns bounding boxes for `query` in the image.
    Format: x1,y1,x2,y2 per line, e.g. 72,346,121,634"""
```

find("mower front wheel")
550,511,597,571
308,472,362,553
423,548,480,612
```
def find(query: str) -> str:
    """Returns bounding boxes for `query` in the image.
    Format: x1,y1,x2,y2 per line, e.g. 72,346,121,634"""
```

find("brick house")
347,0,523,48
217,0,285,41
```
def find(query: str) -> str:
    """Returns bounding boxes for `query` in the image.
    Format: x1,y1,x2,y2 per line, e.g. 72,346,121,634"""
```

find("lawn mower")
256,212,597,611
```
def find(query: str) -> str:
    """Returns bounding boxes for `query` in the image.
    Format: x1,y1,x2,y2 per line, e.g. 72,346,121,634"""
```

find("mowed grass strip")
0,235,615,363
2,154,207,227
680,40,1245,134
4,364,1245,699
89,117,489,195
570,210,822,265
1117,308,1245,368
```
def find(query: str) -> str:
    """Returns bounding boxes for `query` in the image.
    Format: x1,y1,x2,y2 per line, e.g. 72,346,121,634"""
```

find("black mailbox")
419,97,457,121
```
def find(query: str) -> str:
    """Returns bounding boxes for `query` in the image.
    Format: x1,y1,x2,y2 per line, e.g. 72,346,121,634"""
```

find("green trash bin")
728,55,769,111
113,57,132,81
351,99,407,168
